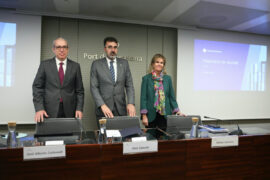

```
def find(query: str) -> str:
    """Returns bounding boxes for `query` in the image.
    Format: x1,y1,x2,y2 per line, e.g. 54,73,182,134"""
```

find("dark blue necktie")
110,61,115,83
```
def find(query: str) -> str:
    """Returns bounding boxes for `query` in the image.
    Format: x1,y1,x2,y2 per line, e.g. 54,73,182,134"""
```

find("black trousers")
147,112,167,129
57,102,66,118
146,112,167,139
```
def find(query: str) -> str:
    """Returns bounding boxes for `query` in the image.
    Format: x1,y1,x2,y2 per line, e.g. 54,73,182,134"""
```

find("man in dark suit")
90,37,136,124
33,37,84,122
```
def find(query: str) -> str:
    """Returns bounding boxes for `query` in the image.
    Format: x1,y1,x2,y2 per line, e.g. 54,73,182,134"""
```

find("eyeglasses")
105,45,118,50
54,46,68,50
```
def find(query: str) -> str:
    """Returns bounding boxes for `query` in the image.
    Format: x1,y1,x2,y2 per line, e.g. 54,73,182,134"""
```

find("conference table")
0,128,270,180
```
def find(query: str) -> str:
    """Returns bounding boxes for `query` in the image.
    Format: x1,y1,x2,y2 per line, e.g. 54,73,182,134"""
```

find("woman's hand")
176,111,186,116
142,114,149,127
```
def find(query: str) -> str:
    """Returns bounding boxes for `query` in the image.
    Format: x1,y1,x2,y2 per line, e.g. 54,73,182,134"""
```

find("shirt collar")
55,57,67,65
106,57,117,64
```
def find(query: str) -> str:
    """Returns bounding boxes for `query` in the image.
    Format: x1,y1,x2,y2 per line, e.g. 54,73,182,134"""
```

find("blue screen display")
194,39,267,91
0,22,16,87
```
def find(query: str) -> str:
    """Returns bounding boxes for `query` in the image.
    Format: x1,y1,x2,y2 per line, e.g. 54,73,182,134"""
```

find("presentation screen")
0,22,16,87
0,11,41,124
177,29,270,120
194,40,267,91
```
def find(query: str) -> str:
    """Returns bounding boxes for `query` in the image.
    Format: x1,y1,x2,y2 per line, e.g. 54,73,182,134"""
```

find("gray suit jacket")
90,58,135,116
33,58,84,118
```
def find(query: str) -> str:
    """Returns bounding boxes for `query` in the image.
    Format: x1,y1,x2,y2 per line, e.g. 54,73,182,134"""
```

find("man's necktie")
59,62,64,102
59,62,64,86
110,61,115,83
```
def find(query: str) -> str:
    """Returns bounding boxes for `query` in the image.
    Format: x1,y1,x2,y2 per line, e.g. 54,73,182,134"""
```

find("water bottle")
7,122,17,148
190,117,199,138
98,119,107,144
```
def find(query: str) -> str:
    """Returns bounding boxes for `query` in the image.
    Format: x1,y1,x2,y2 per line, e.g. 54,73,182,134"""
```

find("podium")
0,133,270,179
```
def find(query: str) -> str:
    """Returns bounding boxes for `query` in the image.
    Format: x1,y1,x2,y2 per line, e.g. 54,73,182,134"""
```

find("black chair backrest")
167,115,201,129
105,116,140,130
35,118,82,136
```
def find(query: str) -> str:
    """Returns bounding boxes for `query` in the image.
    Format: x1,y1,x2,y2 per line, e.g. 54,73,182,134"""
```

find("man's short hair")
104,37,118,47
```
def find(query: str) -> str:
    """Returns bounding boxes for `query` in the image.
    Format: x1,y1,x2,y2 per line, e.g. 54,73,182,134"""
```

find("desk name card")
23,145,66,160
131,137,147,142
123,140,158,154
45,140,64,146
211,135,239,148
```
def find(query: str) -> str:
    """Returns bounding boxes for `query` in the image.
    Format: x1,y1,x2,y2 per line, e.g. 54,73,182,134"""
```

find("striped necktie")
110,61,115,83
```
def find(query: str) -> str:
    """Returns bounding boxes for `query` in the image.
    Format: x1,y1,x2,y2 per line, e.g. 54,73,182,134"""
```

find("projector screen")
177,28,270,120
0,11,41,124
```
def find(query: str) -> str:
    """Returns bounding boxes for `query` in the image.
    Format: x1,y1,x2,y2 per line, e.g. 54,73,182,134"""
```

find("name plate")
45,140,64,146
123,140,158,154
211,135,239,148
131,137,147,142
23,145,66,160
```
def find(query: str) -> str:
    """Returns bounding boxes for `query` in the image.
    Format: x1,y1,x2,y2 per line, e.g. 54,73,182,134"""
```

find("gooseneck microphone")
204,116,221,120
229,121,244,135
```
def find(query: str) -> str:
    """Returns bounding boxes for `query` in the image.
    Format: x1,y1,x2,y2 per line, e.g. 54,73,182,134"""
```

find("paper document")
106,130,121,137
199,125,229,133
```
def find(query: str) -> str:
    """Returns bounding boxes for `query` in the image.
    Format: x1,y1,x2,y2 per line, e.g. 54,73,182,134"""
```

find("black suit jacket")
32,58,84,118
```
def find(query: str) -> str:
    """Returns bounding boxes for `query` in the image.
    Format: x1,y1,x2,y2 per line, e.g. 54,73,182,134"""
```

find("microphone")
204,116,221,120
229,122,244,135
203,116,221,128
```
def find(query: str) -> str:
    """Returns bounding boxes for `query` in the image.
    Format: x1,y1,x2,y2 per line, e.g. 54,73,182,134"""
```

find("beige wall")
41,17,177,130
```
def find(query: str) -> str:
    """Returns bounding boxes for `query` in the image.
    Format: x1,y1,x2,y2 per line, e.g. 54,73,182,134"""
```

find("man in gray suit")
90,37,136,123
33,37,84,122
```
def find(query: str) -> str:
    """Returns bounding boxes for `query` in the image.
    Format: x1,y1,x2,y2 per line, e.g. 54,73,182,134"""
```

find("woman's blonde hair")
148,53,167,74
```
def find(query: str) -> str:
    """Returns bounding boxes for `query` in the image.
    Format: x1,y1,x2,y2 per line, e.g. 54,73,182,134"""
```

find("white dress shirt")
55,57,67,74
106,57,117,81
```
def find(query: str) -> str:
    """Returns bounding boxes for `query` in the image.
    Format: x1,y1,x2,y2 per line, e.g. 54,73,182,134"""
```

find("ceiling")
1,0,270,35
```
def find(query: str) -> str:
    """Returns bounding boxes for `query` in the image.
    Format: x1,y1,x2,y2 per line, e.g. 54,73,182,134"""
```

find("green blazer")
140,73,179,123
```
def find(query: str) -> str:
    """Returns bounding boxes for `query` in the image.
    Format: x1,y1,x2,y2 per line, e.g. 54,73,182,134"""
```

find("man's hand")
75,110,83,119
127,104,136,117
101,104,114,118
142,114,148,127
35,110,48,122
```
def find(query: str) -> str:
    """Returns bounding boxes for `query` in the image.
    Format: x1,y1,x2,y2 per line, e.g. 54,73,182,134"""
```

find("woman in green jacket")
140,54,185,128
